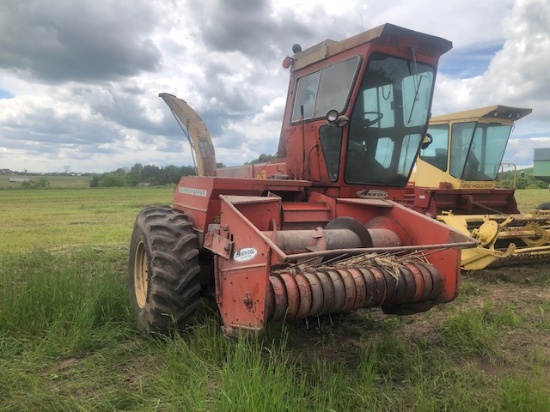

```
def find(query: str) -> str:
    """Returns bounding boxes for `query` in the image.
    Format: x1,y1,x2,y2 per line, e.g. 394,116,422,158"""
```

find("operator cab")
279,24,452,198
417,105,532,187
422,122,511,181
292,52,435,187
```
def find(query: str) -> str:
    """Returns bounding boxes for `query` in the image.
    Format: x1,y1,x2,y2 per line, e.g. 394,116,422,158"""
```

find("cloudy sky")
1,0,549,173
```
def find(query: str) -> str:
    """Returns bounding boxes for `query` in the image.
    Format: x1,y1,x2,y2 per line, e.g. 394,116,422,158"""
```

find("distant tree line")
498,167,548,190
244,154,278,165
89,163,225,188
90,164,194,187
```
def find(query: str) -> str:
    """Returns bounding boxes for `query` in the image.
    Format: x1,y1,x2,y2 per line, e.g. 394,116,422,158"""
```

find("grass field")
0,186,173,252
1,187,549,411
515,188,550,211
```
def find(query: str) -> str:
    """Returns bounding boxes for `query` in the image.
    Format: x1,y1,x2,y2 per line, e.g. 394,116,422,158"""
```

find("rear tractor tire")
129,206,201,335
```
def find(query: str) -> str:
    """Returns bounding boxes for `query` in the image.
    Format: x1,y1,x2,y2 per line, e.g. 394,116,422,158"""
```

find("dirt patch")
58,357,80,370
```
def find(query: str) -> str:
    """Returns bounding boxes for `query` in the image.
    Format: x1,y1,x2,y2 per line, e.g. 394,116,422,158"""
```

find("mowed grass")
1,186,173,252
0,187,549,411
515,187,550,211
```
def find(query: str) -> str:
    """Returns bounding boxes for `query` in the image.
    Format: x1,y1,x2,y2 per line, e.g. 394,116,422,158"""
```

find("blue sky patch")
0,89,14,99
439,42,503,78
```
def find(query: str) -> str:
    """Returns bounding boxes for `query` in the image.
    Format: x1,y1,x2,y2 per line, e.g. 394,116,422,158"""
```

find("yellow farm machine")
129,24,477,336
403,105,550,270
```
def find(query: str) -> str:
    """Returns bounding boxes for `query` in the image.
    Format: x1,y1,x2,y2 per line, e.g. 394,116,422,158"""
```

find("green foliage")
245,154,278,165
89,163,197,187
89,175,100,187
19,177,50,189
98,172,128,187
499,167,548,189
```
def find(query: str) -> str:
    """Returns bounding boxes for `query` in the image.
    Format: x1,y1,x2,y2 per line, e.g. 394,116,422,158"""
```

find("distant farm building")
533,148,550,183
9,177,30,183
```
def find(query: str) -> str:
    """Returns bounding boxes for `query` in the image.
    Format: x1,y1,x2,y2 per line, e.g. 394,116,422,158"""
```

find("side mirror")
421,133,433,150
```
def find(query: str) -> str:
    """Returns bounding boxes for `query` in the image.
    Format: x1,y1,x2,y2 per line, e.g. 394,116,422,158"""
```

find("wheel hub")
134,241,148,308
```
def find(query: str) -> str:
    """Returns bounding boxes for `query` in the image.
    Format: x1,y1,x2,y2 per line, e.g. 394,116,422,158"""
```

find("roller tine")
269,274,287,321
295,273,312,319
337,269,357,312
316,270,335,315
303,272,324,317
399,265,416,304
358,268,377,308
349,268,367,310
326,269,346,312
380,267,400,305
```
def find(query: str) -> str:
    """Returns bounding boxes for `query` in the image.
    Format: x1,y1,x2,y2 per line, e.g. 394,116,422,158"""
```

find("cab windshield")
345,53,435,186
448,122,512,181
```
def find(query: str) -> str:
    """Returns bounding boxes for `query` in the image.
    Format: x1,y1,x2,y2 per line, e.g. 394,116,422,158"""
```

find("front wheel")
128,206,201,334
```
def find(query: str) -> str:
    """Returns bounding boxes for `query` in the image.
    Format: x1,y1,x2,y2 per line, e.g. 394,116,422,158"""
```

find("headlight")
326,110,339,123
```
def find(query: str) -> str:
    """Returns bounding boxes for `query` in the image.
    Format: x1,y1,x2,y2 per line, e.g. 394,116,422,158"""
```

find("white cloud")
0,0,549,174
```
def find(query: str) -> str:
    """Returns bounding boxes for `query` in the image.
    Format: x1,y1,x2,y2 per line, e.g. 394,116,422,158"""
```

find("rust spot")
243,292,253,309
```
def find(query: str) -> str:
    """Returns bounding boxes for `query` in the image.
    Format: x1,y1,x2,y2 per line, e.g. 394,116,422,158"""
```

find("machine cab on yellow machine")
404,105,550,270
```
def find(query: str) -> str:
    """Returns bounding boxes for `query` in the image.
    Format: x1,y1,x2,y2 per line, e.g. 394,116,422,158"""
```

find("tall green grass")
0,249,133,353
438,302,522,357
0,247,135,410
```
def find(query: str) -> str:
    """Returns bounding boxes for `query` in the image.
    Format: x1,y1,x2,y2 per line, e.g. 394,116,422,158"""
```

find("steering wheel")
421,133,433,149
363,111,384,126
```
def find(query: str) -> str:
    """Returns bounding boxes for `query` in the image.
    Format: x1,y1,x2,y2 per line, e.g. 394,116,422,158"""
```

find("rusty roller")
268,261,443,321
